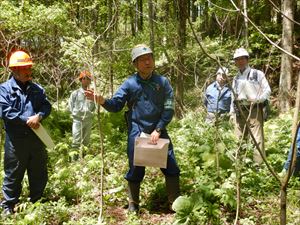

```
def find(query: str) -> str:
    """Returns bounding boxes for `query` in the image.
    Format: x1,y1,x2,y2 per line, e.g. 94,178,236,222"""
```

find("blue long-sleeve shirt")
0,76,51,133
204,81,231,113
102,73,174,133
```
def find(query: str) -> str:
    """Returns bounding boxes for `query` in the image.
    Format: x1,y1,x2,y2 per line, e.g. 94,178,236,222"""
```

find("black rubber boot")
128,181,140,213
165,176,180,211
1,202,14,217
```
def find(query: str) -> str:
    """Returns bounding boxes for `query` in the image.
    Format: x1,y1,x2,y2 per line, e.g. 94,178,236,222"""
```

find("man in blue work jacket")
85,44,180,212
281,127,300,177
0,50,51,215
204,67,231,123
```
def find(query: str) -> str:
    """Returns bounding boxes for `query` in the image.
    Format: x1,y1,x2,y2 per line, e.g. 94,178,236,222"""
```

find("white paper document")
31,124,55,149
140,132,150,138
134,137,169,168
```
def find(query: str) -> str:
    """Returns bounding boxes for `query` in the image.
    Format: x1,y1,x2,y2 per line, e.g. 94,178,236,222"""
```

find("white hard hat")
216,67,229,75
131,44,153,62
233,48,249,59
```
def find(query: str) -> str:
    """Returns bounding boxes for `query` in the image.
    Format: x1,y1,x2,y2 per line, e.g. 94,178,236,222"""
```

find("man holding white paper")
231,48,271,164
85,44,180,213
0,50,51,215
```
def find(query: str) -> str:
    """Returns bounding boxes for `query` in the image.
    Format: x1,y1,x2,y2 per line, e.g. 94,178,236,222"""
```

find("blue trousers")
284,146,300,174
125,123,180,182
2,131,48,208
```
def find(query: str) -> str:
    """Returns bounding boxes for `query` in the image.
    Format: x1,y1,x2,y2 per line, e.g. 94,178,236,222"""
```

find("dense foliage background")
1,0,300,224
0,109,299,224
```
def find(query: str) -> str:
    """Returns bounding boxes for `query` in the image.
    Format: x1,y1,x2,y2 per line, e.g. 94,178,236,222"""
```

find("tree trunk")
280,187,287,225
175,0,187,118
148,0,155,51
130,3,136,36
56,86,59,110
243,0,249,47
279,0,294,113
291,71,300,139
191,0,197,22
108,0,114,97
203,1,209,34
139,0,143,31
136,0,143,32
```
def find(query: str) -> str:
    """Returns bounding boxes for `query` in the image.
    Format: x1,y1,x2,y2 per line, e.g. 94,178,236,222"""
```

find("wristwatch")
38,113,43,121
155,127,162,134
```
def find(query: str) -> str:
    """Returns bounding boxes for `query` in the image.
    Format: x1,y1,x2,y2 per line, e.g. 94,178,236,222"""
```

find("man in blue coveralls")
0,50,51,215
204,67,231,123
85,44,180,212
281,128,300,177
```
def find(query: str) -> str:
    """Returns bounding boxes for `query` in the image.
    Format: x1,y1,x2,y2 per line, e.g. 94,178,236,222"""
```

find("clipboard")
134,137,169,168
31,124,55,149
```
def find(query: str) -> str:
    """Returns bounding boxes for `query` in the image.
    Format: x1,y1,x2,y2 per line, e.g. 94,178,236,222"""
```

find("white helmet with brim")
233,48,249,59
131,44,153,62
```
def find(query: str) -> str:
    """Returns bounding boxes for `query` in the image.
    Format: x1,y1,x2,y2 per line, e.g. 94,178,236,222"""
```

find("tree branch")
267,0,300,26
229,0,300,62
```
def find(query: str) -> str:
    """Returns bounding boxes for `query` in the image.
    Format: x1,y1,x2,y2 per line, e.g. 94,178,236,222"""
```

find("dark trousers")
125,123,180,182
2,132,48,208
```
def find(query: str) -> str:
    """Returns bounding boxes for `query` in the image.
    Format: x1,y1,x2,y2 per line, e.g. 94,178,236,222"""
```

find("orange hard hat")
9,50,33,68
79,70,92,79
